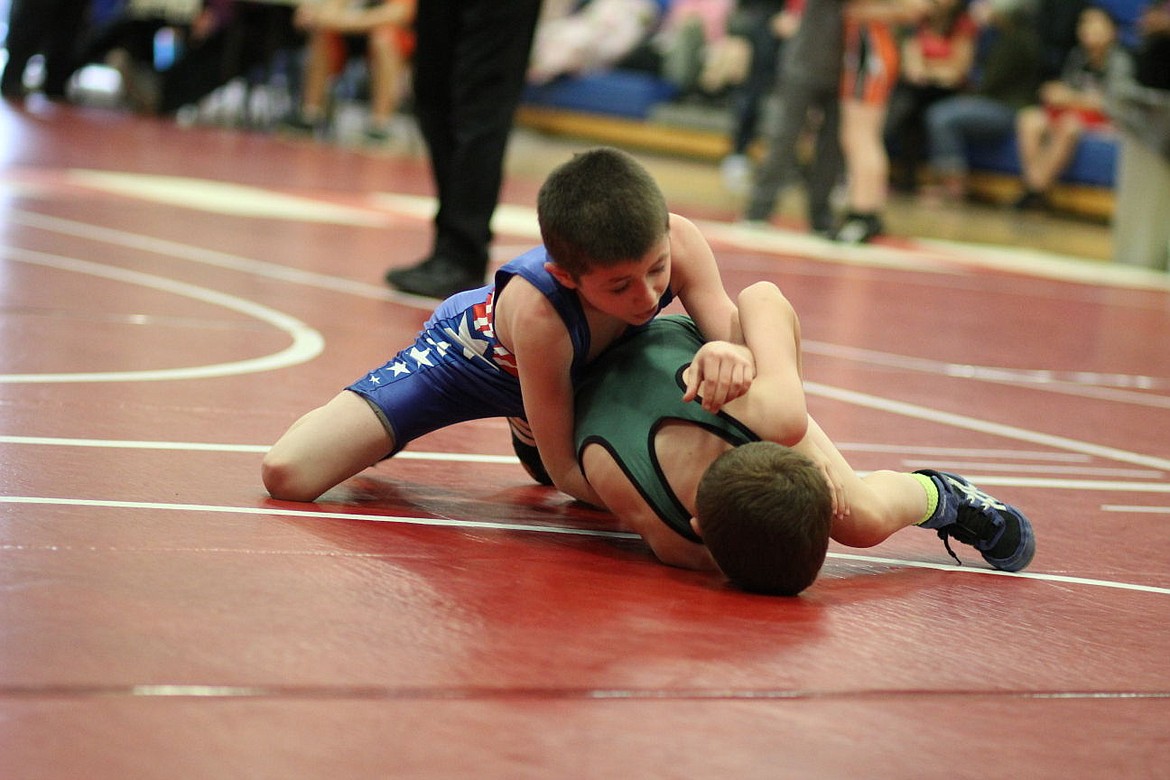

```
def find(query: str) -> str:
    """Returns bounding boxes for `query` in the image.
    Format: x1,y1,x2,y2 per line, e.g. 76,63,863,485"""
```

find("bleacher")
518,0,1150,221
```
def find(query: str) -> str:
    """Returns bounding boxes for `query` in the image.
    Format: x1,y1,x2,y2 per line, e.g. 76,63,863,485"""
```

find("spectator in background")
0,0,90,99
1013,5,1129,210
1135,0,1170,90
883,0,978,193
383,0,542,300
75,0,239,115
74,0,183,112
526,0,662,86
1034,0,1089,81
921,0,1041,202
718,0,799,194
154,0,239,114
281,0,415,142
613,0,737,98
742,0,844,236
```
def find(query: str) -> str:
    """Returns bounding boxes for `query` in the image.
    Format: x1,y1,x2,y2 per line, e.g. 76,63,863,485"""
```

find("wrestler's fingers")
704,364,736,413
681,364,700,403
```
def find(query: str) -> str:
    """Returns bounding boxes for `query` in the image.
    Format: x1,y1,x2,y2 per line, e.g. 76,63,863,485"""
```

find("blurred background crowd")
2,0,1168,267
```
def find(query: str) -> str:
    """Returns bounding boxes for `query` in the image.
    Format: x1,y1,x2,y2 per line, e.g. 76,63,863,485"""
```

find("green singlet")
574,315,759,542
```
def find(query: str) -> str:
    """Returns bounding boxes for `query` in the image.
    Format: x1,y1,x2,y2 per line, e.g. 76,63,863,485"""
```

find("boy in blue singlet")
263,147,753,507
574,281,1036,595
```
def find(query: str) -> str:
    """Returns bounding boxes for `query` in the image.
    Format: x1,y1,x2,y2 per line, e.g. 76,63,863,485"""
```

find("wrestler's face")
550,235,672,326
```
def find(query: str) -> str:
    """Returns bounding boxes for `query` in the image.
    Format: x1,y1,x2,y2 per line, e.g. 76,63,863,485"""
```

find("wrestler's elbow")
551,462,604,508
777,410,809,446
751,401,809,447
738,280,790,312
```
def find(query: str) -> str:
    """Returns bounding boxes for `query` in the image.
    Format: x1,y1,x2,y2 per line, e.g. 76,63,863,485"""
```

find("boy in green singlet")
574,282,1036,595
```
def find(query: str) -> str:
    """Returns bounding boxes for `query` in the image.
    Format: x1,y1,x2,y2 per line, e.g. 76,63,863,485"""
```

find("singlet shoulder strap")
575,316,757,541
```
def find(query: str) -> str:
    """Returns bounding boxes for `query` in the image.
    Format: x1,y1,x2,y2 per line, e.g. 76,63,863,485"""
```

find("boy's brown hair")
536,147,670,278
695,442,833,596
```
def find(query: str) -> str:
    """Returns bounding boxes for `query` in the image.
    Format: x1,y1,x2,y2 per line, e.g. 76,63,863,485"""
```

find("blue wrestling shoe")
915,470,1036,572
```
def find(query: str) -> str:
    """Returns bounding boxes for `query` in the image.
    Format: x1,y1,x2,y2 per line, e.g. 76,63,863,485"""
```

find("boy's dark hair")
695,442,833,597
536,147,670,278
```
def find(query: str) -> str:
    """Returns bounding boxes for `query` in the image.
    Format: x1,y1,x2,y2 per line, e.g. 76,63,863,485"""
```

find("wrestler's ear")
690,517,703,538
545,261,578,289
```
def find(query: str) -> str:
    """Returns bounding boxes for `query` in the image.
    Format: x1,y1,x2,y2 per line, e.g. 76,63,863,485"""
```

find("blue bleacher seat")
523,70,679,120
967,129,1119,188
521,0,1144,193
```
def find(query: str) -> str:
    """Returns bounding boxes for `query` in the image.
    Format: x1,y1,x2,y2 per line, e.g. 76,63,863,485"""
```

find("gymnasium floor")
1,97,1168,778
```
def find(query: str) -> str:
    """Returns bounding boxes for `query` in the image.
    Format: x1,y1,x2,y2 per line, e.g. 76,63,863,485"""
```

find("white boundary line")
11,206,1170,400
3,495,1168,596
896,462,1164,479
0,435,271,453
806,381,1170,472
804,341,1170,406
1102,505,1170,515
0,435,522,464
7,209,407,303
0,435,1109,461
6,435,1170,489
835,443,1092,461
1,247,324,382
66,169,392,226
0,496,634,539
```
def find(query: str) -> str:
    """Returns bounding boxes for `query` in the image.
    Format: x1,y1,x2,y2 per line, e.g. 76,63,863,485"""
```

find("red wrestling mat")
1,102,1168,778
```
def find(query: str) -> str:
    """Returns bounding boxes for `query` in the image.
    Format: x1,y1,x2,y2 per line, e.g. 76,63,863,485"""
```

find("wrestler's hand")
803,444,849,524
682,341,755,413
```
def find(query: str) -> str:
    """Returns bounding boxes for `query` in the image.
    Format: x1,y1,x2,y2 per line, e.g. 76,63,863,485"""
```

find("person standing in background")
1,0,90,99
742,0,846,236
282,0,416,142
718,0,797,194
833,0,929,244
384,0,543,301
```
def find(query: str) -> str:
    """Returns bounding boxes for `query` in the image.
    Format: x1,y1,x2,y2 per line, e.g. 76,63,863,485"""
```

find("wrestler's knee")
261,450,324,503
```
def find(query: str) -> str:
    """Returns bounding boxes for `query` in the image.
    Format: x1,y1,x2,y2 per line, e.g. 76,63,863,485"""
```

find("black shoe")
42,79,70,100
279,111,319,135
384,255,484,300
833,213,884,244
915,470,1036,572
364,124,393,144
810,209,835,237
1,80,25,100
